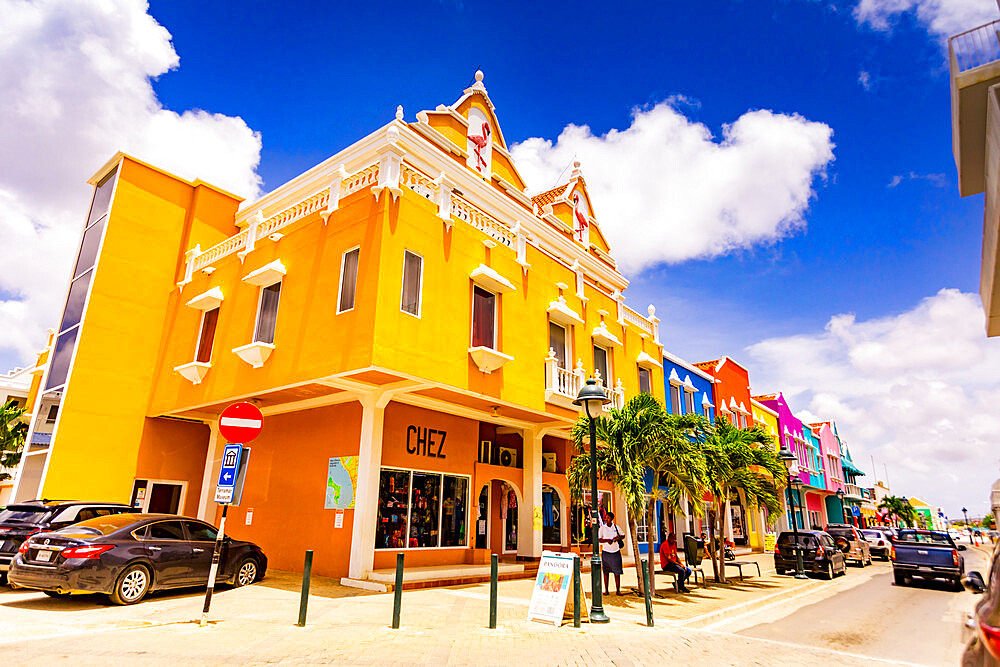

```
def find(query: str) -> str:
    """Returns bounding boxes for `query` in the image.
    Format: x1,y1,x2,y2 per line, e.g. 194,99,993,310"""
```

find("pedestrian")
598,512,625,595
659,532,692,593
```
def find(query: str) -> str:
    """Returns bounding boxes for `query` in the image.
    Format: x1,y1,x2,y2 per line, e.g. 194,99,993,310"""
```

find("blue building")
633,350,716,556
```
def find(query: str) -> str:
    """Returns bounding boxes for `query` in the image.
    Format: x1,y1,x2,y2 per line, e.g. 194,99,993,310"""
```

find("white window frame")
593,344,611,386
637,365,651,394
337,246,360,314
471,285,498,350
194,307,219,363
549,320,570,370
670,384,682,415
684,391,695,415
253,280,282,344
400,250,423,318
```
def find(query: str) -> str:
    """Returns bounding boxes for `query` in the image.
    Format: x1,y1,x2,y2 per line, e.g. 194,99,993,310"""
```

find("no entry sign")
219,402,263,443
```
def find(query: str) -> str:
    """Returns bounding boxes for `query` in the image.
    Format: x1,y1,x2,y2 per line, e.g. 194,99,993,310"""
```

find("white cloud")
858,70,873,91
887,171,947,187
853,0,998,39
747,289,1000,517
0,0,262,366
511,101,834,272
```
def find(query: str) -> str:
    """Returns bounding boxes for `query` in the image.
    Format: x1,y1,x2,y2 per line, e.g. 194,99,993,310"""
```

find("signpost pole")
199,504,228,627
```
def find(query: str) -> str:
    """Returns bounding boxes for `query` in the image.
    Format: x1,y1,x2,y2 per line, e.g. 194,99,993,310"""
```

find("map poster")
325,457,358,510
527,551,577,626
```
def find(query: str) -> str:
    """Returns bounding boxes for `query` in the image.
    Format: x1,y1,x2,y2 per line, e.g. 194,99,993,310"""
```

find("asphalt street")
704,546,990,666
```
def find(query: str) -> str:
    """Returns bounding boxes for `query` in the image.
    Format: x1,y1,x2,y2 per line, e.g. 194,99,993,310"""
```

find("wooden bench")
724,559,761,580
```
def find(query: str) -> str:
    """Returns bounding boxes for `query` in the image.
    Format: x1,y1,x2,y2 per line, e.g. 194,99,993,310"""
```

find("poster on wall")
527,551,578,625
325,457,359,510
764,533,777,553
730,505,745,540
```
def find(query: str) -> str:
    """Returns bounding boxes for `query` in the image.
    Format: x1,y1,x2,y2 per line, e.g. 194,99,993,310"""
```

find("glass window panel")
148,521,186,540
549,322,567,368
409,472,441,548
375,470,410,549
183,521,218,542
45,328,78,390
86,168,118,227
471,287,495,348
593,346,609,385
400,251,422,316
59,270,93,333
338,248,359,313
441,476,468,547
196,308,219,363
686,392,695,414
73,216,106,279
638,367,651,394
670,385,682,415
254,282,281,344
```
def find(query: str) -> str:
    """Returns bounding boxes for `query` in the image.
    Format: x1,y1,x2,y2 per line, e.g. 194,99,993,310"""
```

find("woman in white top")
598,512,625,595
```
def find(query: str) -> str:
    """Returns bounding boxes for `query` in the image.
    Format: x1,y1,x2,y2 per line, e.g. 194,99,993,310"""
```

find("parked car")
891,529,965,590
861,529,892,560
963,542,1000,665
8,513,266,604
774,530,847,579
825,523,872,566
0,500,135,582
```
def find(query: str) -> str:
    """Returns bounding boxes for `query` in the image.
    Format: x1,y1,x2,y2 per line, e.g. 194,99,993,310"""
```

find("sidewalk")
0,551,869,665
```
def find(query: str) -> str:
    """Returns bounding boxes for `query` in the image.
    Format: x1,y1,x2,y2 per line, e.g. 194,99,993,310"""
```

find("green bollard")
489,553,498,629
391,552,404,629
642,562,653,628
296,550,313,627
573,556,582,628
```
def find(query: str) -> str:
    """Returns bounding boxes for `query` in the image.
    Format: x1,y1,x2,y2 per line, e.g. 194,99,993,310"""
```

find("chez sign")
405,425,447,459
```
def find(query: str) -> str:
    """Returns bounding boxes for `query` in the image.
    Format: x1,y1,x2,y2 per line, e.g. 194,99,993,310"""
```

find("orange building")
10,72,665,585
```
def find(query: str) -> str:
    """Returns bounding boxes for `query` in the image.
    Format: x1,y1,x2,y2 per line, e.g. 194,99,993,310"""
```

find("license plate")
35,550,52,562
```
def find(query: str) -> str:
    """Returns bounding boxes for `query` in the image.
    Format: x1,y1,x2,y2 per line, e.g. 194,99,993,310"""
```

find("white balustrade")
622,305,655,337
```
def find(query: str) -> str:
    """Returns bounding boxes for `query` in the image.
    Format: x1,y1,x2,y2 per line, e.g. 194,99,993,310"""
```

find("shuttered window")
196,308,219,363
472,286,496,348
254,283,281,344
338,247,360,313
401,251,422,316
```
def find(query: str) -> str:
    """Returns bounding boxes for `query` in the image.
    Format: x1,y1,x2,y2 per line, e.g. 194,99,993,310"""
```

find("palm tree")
877,495,915,527
699,418,787,583
0,400,27,482
567,393,706,595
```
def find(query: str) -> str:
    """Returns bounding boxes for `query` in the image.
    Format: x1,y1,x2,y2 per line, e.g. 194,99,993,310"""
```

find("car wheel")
823,562,834,580
109,563,151,605
894,572,907,586
43,590,71,598
234,558,258,587
952,578,965,592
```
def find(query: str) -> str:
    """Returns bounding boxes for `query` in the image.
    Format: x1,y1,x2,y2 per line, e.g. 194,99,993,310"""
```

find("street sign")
214,443,243,504
219,402,263,443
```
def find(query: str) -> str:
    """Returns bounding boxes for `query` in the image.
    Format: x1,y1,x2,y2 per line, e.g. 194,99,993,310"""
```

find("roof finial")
475,69,484,83
395,105,404,121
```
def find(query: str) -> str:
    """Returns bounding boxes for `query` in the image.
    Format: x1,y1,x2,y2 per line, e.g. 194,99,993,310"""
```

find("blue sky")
2,0,999,515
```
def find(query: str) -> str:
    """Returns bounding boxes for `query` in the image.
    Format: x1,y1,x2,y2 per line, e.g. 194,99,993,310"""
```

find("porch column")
518,427,543,558
349,394,387,580
197,420,222,522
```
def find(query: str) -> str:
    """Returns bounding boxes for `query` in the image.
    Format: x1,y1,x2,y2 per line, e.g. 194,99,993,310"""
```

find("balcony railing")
951,20,1000,73
544,352,624,411
844,483,864,500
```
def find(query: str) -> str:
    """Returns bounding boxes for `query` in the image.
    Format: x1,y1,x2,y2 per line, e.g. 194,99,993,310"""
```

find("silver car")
860,529,891,560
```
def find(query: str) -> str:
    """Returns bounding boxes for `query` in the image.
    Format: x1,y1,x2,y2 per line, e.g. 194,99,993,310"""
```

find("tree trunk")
626,506,645,595
716,500,728,584
646,498,657,597
708,507,720,582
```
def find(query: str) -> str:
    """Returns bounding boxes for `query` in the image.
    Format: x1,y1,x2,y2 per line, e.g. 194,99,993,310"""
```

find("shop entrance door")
475,485,489,550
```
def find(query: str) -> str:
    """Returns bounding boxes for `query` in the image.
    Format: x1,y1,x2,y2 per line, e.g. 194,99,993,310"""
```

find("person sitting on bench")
659,532,692,593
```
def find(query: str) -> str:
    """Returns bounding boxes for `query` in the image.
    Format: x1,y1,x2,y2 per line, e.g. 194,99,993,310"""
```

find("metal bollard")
296,550,314,627
642,564,653,627
489,553,498,629
391,552,404,629
573,556,582,628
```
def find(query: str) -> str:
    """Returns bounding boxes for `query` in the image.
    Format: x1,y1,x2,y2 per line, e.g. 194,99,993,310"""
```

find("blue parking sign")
215,443,243,503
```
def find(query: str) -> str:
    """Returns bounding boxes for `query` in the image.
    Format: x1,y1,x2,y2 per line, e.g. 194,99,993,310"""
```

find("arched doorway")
474,479,522,556
542,484,563,547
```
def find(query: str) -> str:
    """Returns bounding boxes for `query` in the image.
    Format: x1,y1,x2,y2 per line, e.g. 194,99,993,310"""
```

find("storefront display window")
570,490,611,545
375,469,468,549
541,485,561,545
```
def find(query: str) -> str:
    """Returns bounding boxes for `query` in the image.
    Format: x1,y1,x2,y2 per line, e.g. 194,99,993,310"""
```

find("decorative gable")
529,161,612,258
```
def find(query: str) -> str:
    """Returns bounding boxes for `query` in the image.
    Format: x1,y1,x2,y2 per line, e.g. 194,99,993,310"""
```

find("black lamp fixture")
573,378,612,624
836,488,846,523
777,443,808,579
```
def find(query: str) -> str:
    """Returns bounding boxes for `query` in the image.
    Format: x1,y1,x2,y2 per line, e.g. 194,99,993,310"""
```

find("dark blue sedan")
8,513,266,604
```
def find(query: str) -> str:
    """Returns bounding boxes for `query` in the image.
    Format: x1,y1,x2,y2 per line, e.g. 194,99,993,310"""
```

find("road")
702,546,989,666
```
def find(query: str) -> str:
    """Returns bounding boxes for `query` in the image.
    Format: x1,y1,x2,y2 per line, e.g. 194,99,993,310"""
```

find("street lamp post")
836,488,846,524
963,507,970,544
778,444,808,580
574,378,612,624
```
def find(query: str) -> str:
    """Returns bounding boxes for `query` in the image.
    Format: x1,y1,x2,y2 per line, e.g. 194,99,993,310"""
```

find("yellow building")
10,72,666,583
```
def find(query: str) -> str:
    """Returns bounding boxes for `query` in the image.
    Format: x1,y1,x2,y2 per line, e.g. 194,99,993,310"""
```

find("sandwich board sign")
527,551,578,625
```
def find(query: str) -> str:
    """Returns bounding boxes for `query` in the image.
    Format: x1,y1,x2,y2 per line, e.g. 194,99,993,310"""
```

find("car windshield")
826,528,853,539
777,534,816,546
66,513,141,536
0,506,52,524
861,530,880,539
